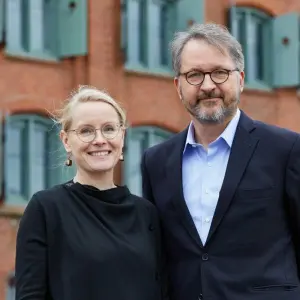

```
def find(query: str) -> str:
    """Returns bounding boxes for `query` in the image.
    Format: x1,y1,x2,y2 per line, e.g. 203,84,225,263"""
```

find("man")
141,23,300,300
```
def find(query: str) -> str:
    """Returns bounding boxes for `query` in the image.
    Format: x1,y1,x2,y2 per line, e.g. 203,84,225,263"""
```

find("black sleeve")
285,134,300,278
151,207,170,300
15,193,49,300
141,150,155,204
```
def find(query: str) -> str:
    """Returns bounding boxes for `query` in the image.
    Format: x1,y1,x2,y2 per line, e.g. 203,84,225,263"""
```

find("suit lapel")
207,112,259,243
165,128,204,248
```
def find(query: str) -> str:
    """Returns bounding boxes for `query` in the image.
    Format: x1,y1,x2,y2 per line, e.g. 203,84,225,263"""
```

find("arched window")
4,114,75,205
123,126,173,196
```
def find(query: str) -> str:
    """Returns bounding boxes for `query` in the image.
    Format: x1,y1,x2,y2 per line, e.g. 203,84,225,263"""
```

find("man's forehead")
181,39,233,69
182,39,229,57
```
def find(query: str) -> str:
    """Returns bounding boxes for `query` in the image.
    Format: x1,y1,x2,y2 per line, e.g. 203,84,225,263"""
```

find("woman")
15,85,167,300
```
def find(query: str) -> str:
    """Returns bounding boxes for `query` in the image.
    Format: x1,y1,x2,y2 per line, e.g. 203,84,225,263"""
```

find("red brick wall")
0,0,300,298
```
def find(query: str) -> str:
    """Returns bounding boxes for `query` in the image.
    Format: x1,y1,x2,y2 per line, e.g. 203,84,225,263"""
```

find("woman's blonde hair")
54,85,127,131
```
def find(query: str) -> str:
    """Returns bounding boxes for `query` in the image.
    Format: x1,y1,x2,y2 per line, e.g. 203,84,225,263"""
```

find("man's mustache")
197,92,224,101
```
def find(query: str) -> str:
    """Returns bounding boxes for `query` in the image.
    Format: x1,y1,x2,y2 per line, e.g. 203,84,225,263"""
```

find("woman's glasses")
68,123,123,143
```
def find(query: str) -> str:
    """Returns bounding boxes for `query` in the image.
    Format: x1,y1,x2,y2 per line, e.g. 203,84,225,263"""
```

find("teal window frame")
230,7,272,91
123,126,173,196
122,0,178,76
122,0,205,77
4,114,75,205
3,0,87,62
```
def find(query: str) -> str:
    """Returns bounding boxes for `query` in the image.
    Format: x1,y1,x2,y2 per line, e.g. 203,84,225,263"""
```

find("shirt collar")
183,108,241,152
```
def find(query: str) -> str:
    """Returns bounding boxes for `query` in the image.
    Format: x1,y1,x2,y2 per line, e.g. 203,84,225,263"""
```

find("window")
2,0,87,61
230,7,272,89
4,114,75,205
122,0,204,75
123,126,173,196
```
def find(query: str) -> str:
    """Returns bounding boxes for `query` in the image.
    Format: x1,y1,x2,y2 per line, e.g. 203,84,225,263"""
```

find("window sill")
124,63,174,79
244,81,273,92
0,204,25,218
5,48,59,63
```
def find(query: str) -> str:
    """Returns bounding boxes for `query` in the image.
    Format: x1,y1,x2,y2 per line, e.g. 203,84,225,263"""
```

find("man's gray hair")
170,23,244,76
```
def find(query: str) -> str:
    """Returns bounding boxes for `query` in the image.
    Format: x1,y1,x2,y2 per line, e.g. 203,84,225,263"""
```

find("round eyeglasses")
68,123,123,143
179,68,239,86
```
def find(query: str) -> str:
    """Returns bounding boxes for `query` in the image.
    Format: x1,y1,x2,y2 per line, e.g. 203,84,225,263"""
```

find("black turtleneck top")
15,181,166,300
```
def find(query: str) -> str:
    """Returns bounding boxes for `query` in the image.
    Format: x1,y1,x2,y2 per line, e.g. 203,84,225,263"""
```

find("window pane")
248,14,266,82
21,0,30,51
159,2,175,67
150,131,170,146
29,0,44,52
30,122,47,196
6,0,22,50
254,18,264,80
138,0,147,64
6,122,25,197
148,2,160,68
237,13,246,53
247,17,256,82
125,128,173,197
126,133,147,196
44,0,58,54
127,0,143,64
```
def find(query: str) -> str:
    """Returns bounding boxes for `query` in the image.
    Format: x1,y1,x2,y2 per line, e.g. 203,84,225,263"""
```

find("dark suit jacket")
141,111,300,300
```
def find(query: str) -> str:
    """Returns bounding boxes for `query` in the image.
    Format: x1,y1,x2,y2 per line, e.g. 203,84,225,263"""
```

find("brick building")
0,0,300,299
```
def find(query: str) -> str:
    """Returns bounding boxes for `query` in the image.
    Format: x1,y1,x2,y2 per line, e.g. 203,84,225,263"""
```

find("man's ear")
174,77,182,100
239,71,245,93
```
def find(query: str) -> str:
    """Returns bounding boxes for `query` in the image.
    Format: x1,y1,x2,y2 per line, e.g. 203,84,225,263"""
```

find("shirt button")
202,253,209,261
207,162,212,166
205,189,209,194
205,217,210,223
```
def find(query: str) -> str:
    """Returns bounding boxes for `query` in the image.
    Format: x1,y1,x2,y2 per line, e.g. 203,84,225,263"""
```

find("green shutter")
57,0,87,58
0,0,4,43
177,0,204,31
272,13,300,88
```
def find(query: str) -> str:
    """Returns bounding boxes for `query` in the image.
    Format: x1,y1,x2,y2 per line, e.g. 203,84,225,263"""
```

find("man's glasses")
178,68,239,86
68,122,123,143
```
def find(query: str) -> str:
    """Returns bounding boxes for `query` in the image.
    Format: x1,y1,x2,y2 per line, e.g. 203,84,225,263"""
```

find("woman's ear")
60,130,72,153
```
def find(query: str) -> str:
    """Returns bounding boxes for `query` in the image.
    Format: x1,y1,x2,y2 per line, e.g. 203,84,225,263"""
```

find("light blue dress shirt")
182,109,241,245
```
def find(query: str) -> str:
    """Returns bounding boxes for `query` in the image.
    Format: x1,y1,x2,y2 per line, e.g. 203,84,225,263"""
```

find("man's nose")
200,74,217,92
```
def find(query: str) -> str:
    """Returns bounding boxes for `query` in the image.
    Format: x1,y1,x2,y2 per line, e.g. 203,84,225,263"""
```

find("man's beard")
180,89,239,124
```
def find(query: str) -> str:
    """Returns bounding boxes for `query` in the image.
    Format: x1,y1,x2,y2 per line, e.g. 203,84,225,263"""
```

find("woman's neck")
73,171,116,190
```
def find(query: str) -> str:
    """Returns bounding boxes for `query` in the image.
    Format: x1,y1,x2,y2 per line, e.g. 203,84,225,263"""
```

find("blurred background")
0,0,300,298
